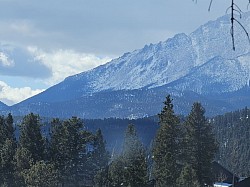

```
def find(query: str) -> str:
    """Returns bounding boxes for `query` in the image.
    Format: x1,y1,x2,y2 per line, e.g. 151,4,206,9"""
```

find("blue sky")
0,0,248,105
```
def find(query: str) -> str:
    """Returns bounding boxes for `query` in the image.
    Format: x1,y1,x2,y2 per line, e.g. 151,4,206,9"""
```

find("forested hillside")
213,107,250,177
0,99,249,186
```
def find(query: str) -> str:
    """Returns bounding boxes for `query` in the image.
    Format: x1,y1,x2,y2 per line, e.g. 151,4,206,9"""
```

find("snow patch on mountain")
66,33,197,93
63,13,250,97
169,53,250,94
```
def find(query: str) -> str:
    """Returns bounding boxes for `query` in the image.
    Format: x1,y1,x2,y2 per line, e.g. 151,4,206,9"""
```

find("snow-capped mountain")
168,54,250,94
2,12,250,118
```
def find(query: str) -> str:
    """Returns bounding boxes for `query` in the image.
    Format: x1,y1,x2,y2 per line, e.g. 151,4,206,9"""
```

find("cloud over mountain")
0,44,112,104
0,81,44,105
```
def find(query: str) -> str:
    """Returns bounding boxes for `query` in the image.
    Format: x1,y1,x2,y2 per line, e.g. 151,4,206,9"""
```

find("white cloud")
0,52,14,67
27,47,113,85
0,81,44,105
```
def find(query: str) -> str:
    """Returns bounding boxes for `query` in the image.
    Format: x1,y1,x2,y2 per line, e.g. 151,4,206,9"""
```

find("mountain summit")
3,12,250,118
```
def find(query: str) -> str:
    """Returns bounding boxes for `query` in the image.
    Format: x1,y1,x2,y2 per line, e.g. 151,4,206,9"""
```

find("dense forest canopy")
0,96,249,186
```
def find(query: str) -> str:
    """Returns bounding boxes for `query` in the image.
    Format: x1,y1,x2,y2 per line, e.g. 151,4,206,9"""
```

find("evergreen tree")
93,129,109,171
213,107,250,176
94,167,109,187
152,95,180,187
92,129,110,186
109,157,125,187
184,102,218,186
22,160,59,187
0,115,6,147
49,118,63,170
0,138,17,187
176,164,200,187
122,124,148,187
5,113,16,141
49,117,92,186
19,113,45,163
108,124,148,187
0,114,17,187
14,147,33,186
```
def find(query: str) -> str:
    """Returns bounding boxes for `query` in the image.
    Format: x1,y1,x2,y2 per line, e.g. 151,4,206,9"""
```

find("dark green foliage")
0,100,244,187
49,117,93,186
176,164,200,187
50,117,81,185
109,157,126,187
184,102,218,186
0,115,6,147
94,167,110,187
0,114,16,145
152,95,181,187
92,129,110,185
122,124,148,187
5,113,15,141
19,113,45,163
109,124,148,187
84,116,158,153
22,161,59,187
0,114,17,187
0,138,17,187
14,147,33,186
213,107,250,176
92,129,109,170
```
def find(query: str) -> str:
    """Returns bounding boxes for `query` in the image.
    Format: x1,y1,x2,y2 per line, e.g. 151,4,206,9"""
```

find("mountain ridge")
1,12,250,118
0,101,7,110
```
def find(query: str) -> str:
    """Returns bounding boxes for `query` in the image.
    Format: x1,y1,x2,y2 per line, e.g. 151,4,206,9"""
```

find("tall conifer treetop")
19,113,45,163
153,95,181,187
184,102,218,186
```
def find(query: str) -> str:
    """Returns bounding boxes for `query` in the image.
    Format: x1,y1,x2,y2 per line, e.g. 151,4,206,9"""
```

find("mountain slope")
4,12,250,118
0,101,7,110
21,33,197,104
168,54,250,94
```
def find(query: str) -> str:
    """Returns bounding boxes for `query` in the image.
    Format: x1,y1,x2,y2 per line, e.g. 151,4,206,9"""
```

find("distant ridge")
0,101,7,110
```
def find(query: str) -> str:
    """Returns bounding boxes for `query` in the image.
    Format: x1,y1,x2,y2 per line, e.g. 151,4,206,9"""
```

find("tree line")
0,95,218,187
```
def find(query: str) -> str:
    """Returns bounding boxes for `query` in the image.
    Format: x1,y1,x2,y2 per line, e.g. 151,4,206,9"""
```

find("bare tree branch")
192,0,198,4
233,18,250,43
208,0,213,11
229,0,250,50
195,0,250,50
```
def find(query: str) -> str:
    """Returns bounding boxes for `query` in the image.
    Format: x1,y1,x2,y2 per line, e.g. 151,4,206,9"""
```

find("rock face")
3,12,250,118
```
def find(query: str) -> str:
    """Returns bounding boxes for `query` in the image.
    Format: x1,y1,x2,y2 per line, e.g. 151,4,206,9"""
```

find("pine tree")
108,124,148,187
184,102,218,186
94,167,109,187
14,147,33,186
5,113,15,141
0,115,6,147
0,138,17,186
49,117,92,186
22,160,59,187
109,157,126,187
93,129,109,170
19,113,45,163
0,114,17,187
176,164,200,187
122,124,148,187
92,129,110,186
152,95,180,187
